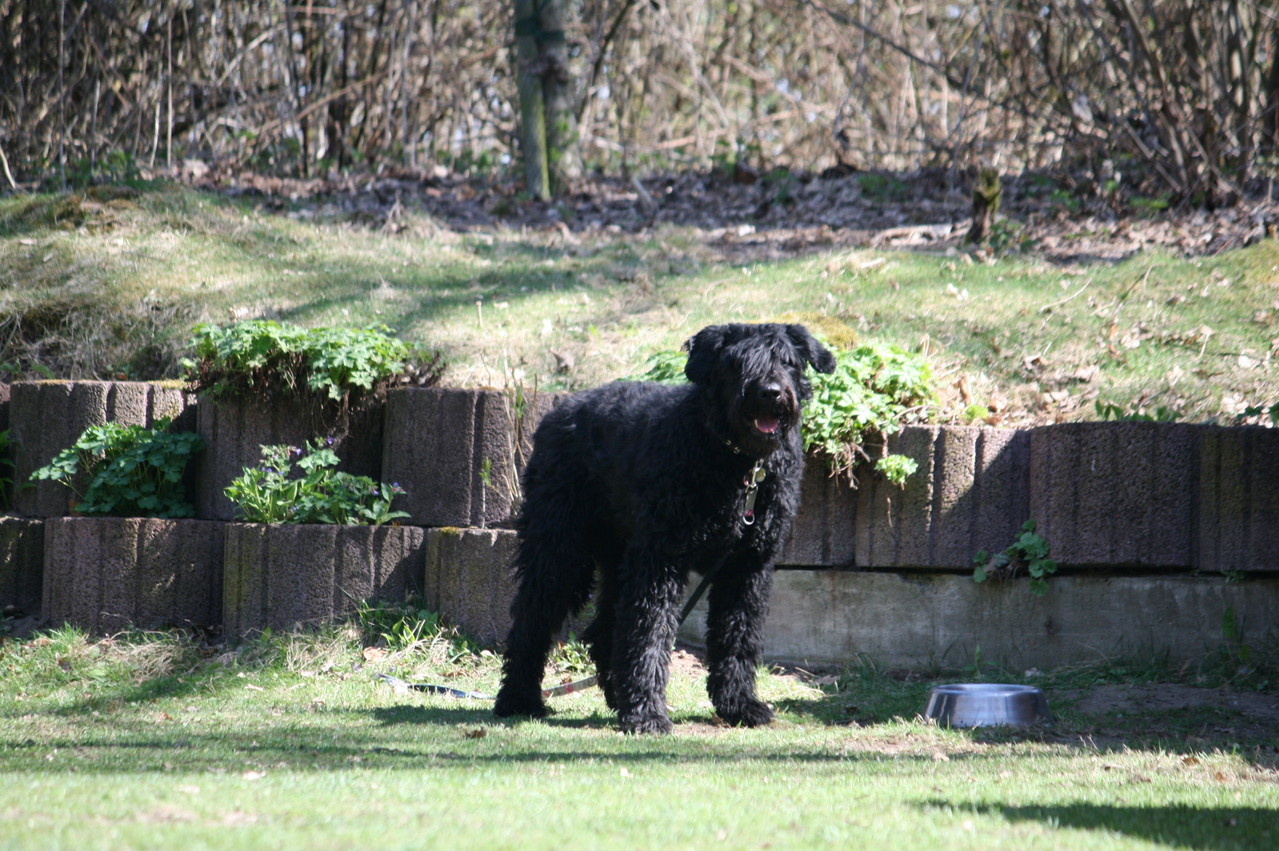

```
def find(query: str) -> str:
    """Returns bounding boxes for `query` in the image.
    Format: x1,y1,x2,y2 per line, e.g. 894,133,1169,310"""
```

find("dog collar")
741,460,766,526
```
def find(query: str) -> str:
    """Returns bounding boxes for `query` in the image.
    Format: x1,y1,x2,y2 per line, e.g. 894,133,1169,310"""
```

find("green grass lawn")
2,185,1277,425
1,625,1275,850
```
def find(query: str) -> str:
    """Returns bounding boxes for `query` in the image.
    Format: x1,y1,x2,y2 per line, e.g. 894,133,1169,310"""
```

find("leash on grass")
376,564,723,701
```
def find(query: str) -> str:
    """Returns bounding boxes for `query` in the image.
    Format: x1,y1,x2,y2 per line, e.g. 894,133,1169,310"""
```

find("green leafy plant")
28,419,203,518
182,320,443,404
1095,399,1180,422
973,520,1058,596
552,635,595,676
873,454,918,486
630,350,689,384
225,440,409,525
803,342,936,482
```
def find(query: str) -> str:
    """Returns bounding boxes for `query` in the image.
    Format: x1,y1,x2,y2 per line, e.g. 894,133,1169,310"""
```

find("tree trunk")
965,167,1001,245
540,0,580,195
513,0,550,200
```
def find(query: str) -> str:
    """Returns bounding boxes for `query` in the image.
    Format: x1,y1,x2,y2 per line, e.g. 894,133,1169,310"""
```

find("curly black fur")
493,323,835,734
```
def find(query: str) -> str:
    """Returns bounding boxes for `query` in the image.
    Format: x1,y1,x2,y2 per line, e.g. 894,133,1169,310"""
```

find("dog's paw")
618,712,674,735
493,690,549,719
716,698,774,728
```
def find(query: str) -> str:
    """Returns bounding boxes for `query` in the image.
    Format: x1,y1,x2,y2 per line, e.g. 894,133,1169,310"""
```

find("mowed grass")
1,626,1276,850
1,185,1277,423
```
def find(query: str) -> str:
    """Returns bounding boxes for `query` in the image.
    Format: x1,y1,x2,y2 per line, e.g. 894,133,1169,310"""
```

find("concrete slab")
679,569,1279,670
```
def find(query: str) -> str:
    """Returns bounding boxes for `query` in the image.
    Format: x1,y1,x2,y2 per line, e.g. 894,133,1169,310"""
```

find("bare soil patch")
203,166,1279,265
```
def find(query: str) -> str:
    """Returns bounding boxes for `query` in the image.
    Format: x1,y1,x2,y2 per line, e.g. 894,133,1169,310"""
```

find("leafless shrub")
1,1,1275,204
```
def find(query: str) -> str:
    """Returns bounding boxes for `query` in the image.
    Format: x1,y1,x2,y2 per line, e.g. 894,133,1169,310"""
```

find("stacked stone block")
222,523,424,639
0,517,43,614
855,425,1031,569
1199,426,1279,572
42,517,224,632
10,380,192,517
1030,422,1199,568
382,386,559,528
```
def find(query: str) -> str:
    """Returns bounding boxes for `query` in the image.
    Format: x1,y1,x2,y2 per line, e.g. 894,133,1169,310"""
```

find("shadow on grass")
919,800,1275,850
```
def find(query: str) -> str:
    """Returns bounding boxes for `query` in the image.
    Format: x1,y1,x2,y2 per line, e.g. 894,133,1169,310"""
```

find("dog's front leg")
609,552,685,734
705,557,775,727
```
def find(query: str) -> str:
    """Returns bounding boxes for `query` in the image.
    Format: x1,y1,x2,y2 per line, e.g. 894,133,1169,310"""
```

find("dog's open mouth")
753,416,781,435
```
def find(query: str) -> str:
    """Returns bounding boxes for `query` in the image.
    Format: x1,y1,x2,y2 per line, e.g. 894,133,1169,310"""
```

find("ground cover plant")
224,440,407,525
28,419,204,518
0,619,1275,850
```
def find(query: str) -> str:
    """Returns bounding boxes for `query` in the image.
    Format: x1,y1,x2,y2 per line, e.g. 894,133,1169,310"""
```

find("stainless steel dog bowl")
924,683,1052,728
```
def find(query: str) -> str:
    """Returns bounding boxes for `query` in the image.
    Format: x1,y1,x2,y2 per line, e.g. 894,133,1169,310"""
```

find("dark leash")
379,458,763,701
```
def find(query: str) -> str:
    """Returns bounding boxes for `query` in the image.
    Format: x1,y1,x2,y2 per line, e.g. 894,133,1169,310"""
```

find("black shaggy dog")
494,323,835,734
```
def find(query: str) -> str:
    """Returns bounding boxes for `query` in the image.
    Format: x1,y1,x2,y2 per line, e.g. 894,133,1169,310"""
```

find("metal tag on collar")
741,461,765,526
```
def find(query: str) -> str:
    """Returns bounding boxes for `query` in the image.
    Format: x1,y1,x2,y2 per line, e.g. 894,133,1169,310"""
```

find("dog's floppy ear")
787,324,837,374
684,325,729,384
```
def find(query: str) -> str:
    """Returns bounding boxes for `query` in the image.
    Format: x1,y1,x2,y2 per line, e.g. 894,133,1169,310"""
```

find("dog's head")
684,323,836,456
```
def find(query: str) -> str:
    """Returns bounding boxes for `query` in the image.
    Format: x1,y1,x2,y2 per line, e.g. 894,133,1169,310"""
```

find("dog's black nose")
758,383,783,403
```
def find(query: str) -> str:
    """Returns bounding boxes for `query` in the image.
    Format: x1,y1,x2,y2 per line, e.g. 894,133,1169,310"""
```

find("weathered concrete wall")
853,426,1031,569
7,383,1279,663
679,569,1279,670
423,527,517,647
1031,422,1200,568
42,517,224,632
779,459,856,566
195,396,383,521
0,517,43,614
10,381,193,517
382,387,559,528
1199,425,1279,572
222,523,424,639
421,527,587,647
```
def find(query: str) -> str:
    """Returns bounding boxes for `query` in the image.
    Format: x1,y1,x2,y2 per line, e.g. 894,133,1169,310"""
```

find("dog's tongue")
754,416,780,434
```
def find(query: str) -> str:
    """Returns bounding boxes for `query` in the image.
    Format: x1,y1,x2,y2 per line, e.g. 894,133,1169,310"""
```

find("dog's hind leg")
704,557,775,727
493,529,594,719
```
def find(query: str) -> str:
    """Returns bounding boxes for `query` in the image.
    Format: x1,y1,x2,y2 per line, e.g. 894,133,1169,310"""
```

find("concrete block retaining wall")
223,523,424,638
3,381,1277,669
382,386,560,528
42,517,224,632
9,381,193,517
195,396,384,521
0,517,43,614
